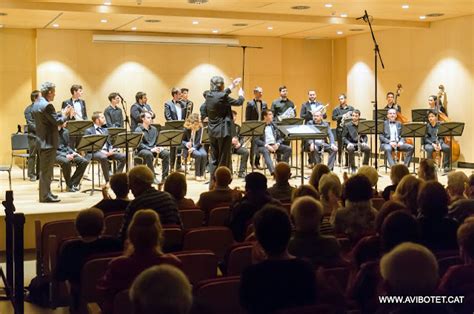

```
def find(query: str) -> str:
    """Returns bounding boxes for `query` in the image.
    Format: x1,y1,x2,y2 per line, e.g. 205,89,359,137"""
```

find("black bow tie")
389,121,396,124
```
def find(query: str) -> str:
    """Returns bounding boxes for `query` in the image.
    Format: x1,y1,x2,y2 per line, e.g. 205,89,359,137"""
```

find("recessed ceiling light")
192,20,199,25
291,5,310,10
144,19,161,23
131,26,137,30
419,15,426,20
233,23,248,27
104,1,112,5
340,13,348,18
212,29,219,33
52,23,59,28
336,31,343,35
267,26,273,30
100,19,108,23
325,3,333,8
0,24,4,28
402,4,409,9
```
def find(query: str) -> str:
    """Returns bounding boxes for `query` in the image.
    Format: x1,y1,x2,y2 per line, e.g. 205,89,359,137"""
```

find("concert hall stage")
0,165,467,250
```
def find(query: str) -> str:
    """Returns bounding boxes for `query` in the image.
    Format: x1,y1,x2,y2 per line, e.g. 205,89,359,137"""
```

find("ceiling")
0,1,473,38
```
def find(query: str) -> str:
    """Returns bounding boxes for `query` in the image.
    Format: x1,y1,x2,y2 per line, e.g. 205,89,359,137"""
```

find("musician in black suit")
256,110,291,175
245,86,266,168
306,111,337,170
271,86,296,121
384,92,402,113
205,76,245,180
180,88,194,119
342,109,370,172
380,108,413,167
164,87,186,171
32,82,68,203
24,90,41,181
300,90,327,123
332,93,355,163
131,91,155,131
135,111,170,183
61,84,88,121
103,92,124,128
84,111,126,183
232,110,249,178
424,110,450,172
56,122,89,192
182,113,207,181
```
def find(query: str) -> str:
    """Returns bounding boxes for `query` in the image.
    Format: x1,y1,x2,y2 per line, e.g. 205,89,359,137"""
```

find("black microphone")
356,11,368,21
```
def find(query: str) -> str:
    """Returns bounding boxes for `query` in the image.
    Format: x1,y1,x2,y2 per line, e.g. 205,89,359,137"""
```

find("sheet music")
287,125,319,134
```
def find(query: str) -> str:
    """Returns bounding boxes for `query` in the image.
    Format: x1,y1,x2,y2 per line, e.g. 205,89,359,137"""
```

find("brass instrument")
339,110,353,127
184,100,194,120
311,103,329,116
277,106,296,121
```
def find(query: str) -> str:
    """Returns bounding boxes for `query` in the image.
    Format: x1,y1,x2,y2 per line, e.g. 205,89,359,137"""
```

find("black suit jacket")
84,126,112,151
131,103,155,130
245,99,267,121
379,120,405,144
300,101,327,122
57,128,75,157
424,122,444,145
342,121,368,145
255,122,284,147
24,103,37,134
62,98,87,120
32,100,65,150
205,88,244,138
164,100,186,121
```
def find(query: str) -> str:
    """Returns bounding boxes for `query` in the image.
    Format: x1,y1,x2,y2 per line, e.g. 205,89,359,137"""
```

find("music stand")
113,132,143,149
157,129,184,175
152,124,162,134
412,109,429,123
107,127,126,145
76,134,108,195
438,122,464,172
241,121,266,172
164,120,185,130
279,118,304,170
373,109,388,121
401,122,426,174
66,120,93,149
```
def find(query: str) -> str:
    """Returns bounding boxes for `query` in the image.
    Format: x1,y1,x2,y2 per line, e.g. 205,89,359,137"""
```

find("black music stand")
66,120,93,148
157,129,184,175
279,118,304,170
241,121,266,172
401,122,426,174
152,124,162,134
164,120,185,130
359,120,384,168
113,132,143,149
412,109,430,123
438,122,464,172
76,134,108,195
373,109,388,121
107,127,126,145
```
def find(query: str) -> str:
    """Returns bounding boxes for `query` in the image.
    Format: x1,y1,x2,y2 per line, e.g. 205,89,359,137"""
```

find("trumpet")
339,110,353,127
311,104,329,116
277,106,296,121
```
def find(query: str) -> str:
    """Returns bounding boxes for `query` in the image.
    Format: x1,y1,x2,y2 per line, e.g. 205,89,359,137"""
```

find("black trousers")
209,136,232,182
27,134,40,179
137,149,170,180
56,154,89,188
233,146,249,174
39,148,56,201
86,151,126,182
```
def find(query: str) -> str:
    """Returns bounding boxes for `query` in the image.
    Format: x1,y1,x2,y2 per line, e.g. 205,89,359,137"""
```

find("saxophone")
277,106,296,121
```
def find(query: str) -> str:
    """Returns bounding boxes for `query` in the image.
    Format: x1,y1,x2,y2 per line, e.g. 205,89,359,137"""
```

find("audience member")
240,206,316,314
98,210,182,314
309,164,330,192
380,211,419,252
392,175,423,216
382,164,409,201
288,196,340,266
334,174,377,242
229,172,281,242
164,172,196,210
118,166,181,243
449,173,474,223
418,158,438,181
318,173,341,235
417,181,459,251
357,165,380,197
197,166,242,221
291,184,320,202
54,208,122,310
447,171,469,204
94,173,130,215
130,265,192,314
268,162,295,202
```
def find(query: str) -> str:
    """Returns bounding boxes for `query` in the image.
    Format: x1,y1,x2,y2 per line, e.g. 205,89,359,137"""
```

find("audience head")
291,196,323,233
418,159,438,181
309,164,330,192
254,205,292,258
447,171,469,201
164,172,187,201
318,173,342,205
466,174,474,199
291,184,320,202
375,201,407,233
381,211,419,252
127,209,164,255
273,162,291,184
380,242,438,295
357,166,378,188
245,172,267,195
390,164,409,185
130,265,192,314
129,166,154,197
458,219,474,263
418,181,449,218
75,207,104,238
214,166,232,188
343,174,373,203
109,173,129,199
392,175,423,216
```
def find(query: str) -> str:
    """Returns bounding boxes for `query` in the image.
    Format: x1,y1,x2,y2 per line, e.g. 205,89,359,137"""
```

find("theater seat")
162,224,184,253
180,209,204,229
113,289,132,314
208,206,230,226
174,250,218,284
194,276,241,314
183,227,234,261
103,213,125,236
224,242,253,276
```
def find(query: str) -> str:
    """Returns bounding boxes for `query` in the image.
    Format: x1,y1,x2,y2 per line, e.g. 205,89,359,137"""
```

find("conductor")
205,76,244,180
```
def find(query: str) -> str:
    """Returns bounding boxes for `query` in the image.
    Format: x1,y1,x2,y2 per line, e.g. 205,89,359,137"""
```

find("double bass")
393,83,413,146
435,85,461,162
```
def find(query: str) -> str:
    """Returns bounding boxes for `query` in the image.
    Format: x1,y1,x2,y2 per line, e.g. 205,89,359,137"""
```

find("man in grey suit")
164,87,186,171
24,90,41,181
380,108,413,167
205,76,244,182
32,82,68,203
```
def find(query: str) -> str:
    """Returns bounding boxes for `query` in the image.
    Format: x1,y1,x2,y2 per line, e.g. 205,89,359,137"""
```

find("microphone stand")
360,10,385,170
120,96,131,172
